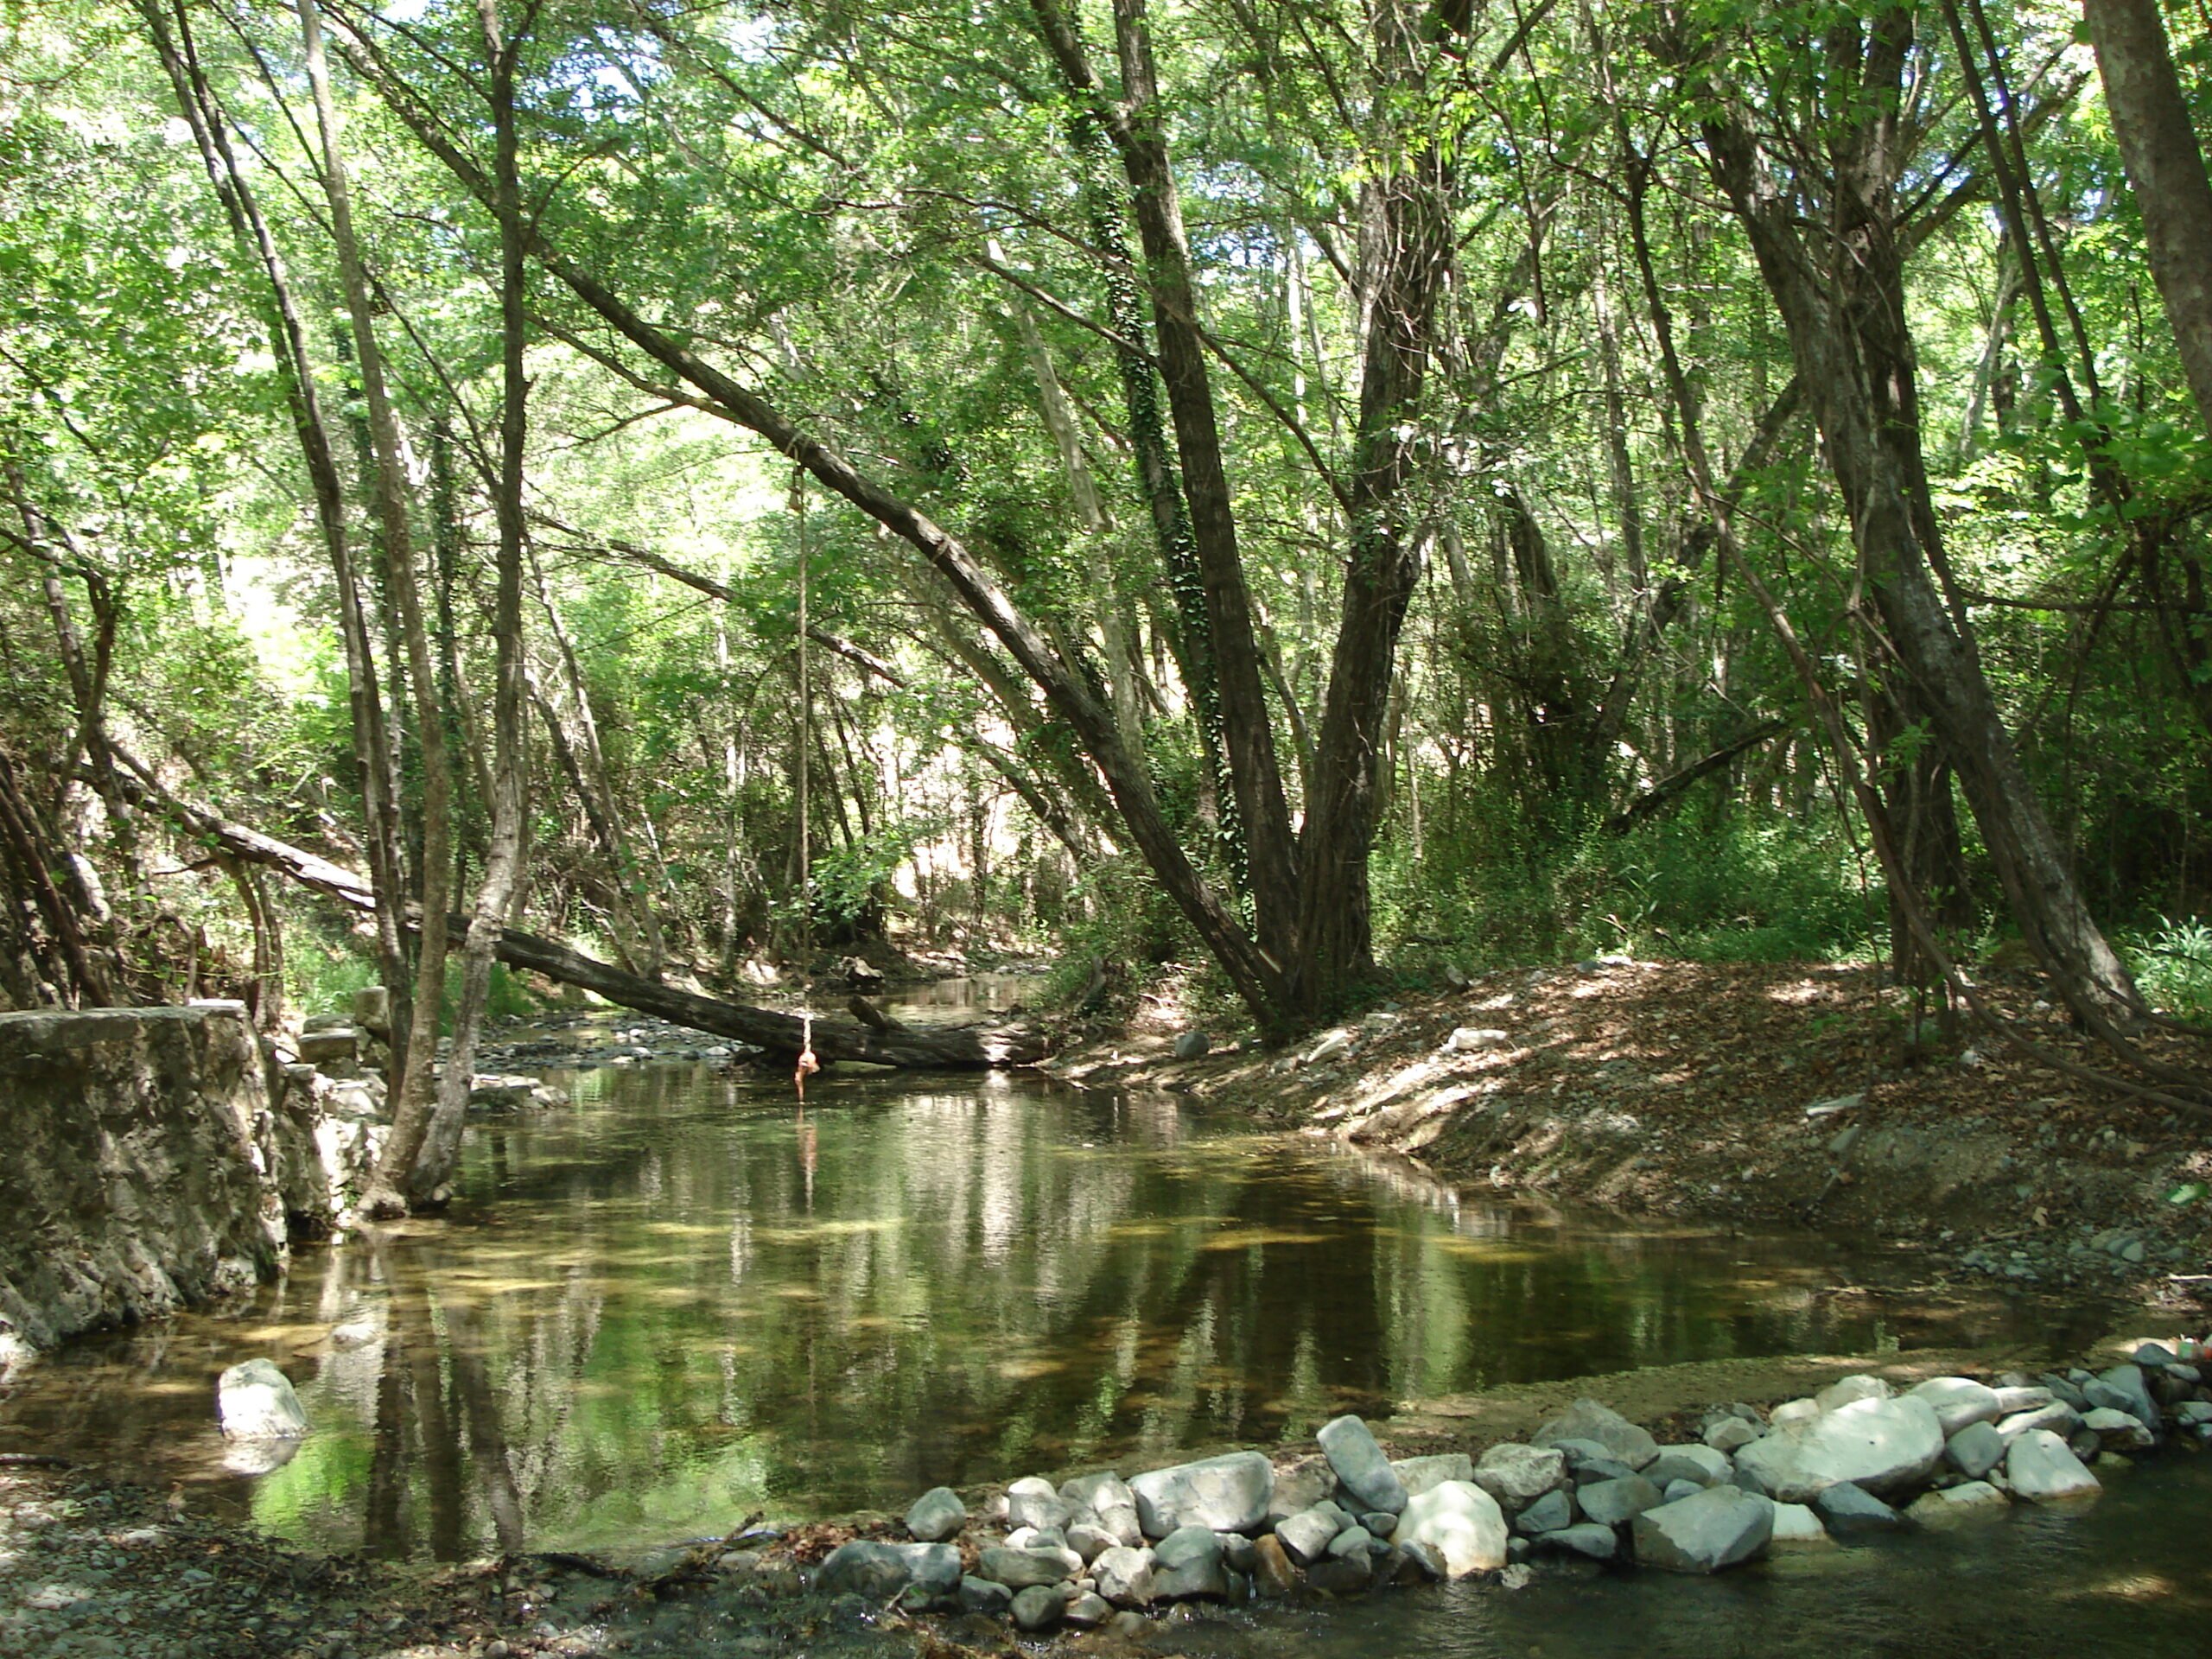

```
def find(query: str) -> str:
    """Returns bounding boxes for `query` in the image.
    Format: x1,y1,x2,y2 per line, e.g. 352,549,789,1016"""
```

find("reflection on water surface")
0,1033,2101,1560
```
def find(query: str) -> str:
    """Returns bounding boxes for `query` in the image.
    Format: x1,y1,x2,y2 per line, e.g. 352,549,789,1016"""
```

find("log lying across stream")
119,769,1046,1069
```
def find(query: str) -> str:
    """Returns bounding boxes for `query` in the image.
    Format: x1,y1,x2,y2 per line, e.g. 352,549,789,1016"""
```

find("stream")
0,981,2104,1563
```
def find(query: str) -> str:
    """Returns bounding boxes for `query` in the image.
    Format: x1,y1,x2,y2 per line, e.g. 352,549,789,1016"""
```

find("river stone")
976,1546,1074,1591
1732,1394,1943,1501
1547,1436,1618,1468
1007,1476,1071,1533
906,1486,965,1542
296,1026,360,1064
1662,1479,1702,1505
1395,1480,1509,1578
1993,1384,2055,1414
1217,1530,1260,1573
1645,1446,1732,1489
1811,1481,1904,1535
2039,1373,2091,1411
1386,1538,1447,1582
218,1359,309,1440
1067,1522,1119,1562
1631,1486,1774,1573
1307,1552,1374,1594
1361,1510,1397,1538
1514,1487,1575,1535
1815,1375,1893,1412
2088,1363,2160,1428
1061,1471,1142,1546
1274,1500,1351,1566
1171,1030,1211,1061
1947,1421,2005,1479
1326,1524,1376,1561
1768,1503,1833,1547
1769,1397,1823,1430
1131,1451,1274,1536
2007,1429,2101,1501
349,983,391,1034
1579,1475,1663,1527
1392,1452,1475,1497
1010,1584,1065,1631
1572,1455,1638,1486
1910,1376,2005,1436
1319,1414,1408,1514
1474,1443,1567,1510
1251,1535,1297,1597
1266,1452,1342,1522
815,1541,960,1602
1544,1522,1618,1561
1906,1480,2006,1522
1534,1399,1660,1470
1090,1546,1155,1608
1065,1590,1113,1628
1704,1416,1763,1453
1151,1525,1229,1600
959,1574,1011,1614
1996,1401,2082,1443
2083,1407,2156,1451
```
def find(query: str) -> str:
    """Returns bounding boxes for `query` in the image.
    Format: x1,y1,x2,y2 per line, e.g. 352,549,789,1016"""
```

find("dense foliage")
4,0,2210,1138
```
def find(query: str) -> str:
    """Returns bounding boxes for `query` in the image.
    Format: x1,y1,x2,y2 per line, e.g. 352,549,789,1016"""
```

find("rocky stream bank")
1050,957,2212,1313
8,1332,2209,1659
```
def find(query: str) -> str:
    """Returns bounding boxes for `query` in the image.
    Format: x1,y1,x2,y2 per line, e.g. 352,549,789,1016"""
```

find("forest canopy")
4,0,2212,1205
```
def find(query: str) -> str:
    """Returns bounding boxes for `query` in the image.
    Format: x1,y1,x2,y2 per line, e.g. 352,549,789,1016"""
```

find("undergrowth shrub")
2125,915,2212,1020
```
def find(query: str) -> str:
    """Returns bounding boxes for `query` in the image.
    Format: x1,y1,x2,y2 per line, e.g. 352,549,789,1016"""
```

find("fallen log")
111,762,1046,1068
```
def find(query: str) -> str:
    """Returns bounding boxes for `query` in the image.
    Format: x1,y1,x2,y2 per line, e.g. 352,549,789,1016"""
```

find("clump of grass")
2125,915,2212,1020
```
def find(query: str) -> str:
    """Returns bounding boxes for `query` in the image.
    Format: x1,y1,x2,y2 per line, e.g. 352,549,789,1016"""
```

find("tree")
2082,0,2212,444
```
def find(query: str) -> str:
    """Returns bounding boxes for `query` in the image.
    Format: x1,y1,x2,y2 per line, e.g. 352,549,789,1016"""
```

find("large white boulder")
1395,1480,1509,1578
1732,1394,1943,1502
217,1358,309,1440
1909,1376,2004,1436
1129,1451,1274,1537
2007,1429,2101,1502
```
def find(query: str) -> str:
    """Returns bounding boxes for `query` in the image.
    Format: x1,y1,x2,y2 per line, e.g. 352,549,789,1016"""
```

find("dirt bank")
1047,957,2212,1315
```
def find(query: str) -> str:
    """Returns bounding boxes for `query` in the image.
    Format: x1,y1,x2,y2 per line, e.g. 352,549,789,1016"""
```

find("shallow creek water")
0,982,2112,1566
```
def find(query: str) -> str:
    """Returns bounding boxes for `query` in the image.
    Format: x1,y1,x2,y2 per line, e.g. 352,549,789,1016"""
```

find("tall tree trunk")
296,0,456,1214
1290,0,1455,1012
413,0,534,1205
2082,0,2212,444
1029,0,1300,950
1687,10,2144,1028
137,0,412,1041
